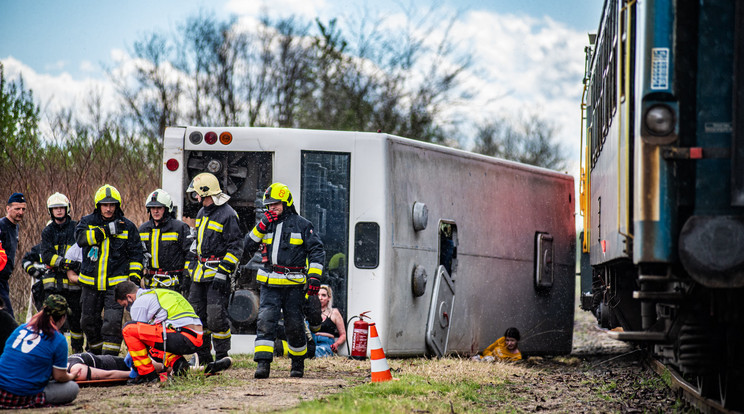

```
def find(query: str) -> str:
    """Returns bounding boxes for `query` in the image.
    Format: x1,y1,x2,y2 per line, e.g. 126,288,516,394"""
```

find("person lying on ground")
67,352,165,381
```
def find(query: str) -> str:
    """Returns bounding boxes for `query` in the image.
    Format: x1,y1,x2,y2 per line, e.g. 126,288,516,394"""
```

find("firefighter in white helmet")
74,185,143,355
138,189,193,295
185,173,243,369
39,192,84,353
242,182,325,379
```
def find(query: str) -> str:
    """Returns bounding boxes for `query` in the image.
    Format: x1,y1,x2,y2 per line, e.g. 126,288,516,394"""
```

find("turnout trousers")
80,285,124,355
254,285,307,362
188,280,231,362
122,322,203,375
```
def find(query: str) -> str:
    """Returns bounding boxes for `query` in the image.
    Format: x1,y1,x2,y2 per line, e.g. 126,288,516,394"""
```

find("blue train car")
579,0,744,409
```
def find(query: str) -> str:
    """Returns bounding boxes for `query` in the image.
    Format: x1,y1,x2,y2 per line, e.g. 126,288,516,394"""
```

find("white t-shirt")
130,289,201,329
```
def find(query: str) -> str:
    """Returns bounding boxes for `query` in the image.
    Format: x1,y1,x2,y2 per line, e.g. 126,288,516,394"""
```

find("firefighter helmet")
94,184,122,207
46,192,72,217
186,173,222,197
262,182,293,207
145,189,174,213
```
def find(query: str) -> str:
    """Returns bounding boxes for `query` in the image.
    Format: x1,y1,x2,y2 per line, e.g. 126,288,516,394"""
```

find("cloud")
1,56,119,139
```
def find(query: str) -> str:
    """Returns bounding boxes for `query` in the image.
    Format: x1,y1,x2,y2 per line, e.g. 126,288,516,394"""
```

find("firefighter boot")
205,356,232,374
254,361,271,379
290,357,304,378
128,371,160,385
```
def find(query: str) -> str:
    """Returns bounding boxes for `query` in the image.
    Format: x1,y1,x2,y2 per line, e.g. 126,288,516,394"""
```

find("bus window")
354,222,379,269
301,151,350,318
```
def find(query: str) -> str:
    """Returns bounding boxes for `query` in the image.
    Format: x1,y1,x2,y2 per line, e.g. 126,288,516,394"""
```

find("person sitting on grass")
471,327,522,362
0,295,79,408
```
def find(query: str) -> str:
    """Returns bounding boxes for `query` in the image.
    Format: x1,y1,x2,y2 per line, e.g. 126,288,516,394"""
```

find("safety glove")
212,272,229,293
264,210,279,223
27,263,46,279
306,276,321,296
104,219,126,236
61,259,80,273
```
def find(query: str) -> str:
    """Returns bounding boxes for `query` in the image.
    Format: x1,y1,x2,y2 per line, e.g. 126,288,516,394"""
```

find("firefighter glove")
264,210,279,223
212,271,229,293
27,264,45,279
105,219,126,236
306,276,321,296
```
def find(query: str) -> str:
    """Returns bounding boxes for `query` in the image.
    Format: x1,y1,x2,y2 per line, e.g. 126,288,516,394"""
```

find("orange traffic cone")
368,322,393,382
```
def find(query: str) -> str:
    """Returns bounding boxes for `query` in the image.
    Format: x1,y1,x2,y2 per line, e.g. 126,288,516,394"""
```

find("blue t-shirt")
0,323,68,396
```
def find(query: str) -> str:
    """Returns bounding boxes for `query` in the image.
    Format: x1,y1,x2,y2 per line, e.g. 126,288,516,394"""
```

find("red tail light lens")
166,159,179,171
205,131,218,145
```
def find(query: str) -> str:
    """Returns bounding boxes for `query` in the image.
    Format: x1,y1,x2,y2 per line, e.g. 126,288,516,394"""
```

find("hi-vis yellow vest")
143,289,199,322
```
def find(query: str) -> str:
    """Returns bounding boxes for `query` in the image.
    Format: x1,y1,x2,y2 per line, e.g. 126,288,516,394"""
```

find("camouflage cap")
44,294,72,318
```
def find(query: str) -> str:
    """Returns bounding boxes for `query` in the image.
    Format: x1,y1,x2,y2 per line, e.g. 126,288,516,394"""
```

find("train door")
300,151,350,320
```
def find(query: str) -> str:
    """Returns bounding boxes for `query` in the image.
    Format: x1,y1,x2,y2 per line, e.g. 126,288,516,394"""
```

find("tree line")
0,9,566,317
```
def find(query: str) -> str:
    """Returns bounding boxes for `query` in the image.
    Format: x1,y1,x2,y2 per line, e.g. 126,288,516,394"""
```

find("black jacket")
139,215,193,274
191,202,243,283
40,217,79,291
0,217,19,281
243,211,325,286
75,210,143,290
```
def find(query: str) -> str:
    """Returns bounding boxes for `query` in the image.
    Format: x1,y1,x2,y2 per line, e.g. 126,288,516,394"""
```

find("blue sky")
1,0,603,190
1,0,602,80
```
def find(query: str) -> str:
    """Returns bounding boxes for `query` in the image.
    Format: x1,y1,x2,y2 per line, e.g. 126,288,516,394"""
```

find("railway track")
648,358,738,414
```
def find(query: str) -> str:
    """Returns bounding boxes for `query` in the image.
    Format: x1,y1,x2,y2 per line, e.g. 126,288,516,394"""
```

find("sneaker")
254,361,271,379
290,358,304,378
205,356,232,374
171,357,190,377
127,371,160,385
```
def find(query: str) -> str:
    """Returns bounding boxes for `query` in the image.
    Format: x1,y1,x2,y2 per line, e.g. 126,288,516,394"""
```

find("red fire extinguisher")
348,311,371,360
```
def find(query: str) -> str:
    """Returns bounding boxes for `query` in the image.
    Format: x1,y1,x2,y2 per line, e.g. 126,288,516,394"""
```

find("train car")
580,0,744,409
161,126,575,357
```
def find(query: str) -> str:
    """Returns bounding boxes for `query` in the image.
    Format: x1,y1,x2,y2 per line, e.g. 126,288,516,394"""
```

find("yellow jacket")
482,336,522,361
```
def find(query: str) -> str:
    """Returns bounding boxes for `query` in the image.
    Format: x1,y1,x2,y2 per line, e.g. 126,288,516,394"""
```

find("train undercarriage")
585,262,744,410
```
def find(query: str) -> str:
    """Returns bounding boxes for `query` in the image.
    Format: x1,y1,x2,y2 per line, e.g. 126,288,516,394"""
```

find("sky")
0,0,604,186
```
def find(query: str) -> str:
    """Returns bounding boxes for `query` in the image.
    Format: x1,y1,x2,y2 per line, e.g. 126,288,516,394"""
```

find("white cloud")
1,56,119,139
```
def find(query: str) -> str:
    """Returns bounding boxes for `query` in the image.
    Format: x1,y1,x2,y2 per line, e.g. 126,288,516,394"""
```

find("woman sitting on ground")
0,295,79,408
313,285,346,357
471,327,522,362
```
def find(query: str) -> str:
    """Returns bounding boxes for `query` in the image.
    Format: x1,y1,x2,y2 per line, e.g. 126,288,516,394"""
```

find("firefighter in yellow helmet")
138,189,193,295
39,192,84,353
242,182,325,379
185,173,243,368
74,185,143,355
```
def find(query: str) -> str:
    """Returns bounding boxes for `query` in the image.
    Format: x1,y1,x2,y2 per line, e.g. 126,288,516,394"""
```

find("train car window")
301,150,350,317
354,222,380,269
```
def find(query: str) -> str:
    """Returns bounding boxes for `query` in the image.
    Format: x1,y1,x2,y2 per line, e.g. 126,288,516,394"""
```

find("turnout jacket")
139,215,193,285
243,212,325,286
191,202,243,282
75,210,143,290
40,217,80,291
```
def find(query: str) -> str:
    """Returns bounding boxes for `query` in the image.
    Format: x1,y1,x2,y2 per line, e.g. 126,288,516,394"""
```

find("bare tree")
473,112,567,171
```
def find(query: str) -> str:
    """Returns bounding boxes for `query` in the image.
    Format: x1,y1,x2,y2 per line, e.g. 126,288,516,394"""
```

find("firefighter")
75,184,143,355
242,182,325,379
22,243,46,313
185,173,243,367
138,189,193,293
39,193,84,353
115,281,209,384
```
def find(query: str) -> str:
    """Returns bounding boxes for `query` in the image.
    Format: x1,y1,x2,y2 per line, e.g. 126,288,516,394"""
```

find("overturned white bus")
161,126,575,357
